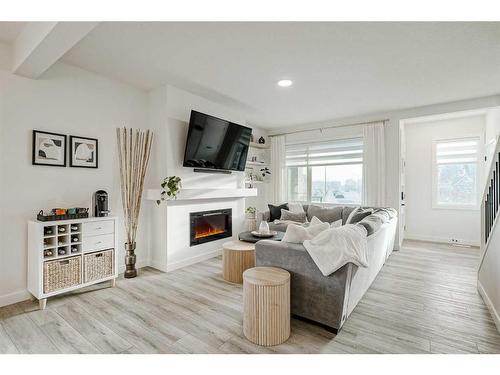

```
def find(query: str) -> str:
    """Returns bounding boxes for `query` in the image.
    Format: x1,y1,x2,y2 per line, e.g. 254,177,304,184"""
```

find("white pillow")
288,202,305,213
310,215,342,228
282,221,330,244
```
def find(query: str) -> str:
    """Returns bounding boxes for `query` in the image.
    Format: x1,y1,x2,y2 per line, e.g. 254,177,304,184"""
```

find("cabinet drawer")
83,234,114,252
83,220,114,236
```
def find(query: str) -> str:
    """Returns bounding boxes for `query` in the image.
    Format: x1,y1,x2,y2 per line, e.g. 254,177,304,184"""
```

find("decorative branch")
116,127,153,245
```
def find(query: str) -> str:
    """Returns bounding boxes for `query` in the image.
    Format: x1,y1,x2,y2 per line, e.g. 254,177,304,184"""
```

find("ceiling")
3,22,500,128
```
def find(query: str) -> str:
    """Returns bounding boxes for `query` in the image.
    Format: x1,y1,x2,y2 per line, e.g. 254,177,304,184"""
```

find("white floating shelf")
249,142,269,149
146,188,257,201
246,161,269,167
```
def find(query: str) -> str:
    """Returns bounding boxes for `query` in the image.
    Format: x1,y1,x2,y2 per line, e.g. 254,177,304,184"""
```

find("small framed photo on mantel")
32,130,67,167
69,135,98,168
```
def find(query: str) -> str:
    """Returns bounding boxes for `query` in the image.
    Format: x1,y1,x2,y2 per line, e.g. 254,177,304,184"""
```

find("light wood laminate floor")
1,240,500,354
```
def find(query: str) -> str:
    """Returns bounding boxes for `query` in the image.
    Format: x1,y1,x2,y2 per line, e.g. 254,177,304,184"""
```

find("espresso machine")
93,190,110,217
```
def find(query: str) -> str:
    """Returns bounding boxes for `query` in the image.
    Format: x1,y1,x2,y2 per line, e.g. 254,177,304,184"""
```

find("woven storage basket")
43,256,82,293
84,249,114,283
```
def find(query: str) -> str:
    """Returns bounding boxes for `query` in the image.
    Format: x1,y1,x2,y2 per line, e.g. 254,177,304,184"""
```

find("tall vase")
124,242,137,278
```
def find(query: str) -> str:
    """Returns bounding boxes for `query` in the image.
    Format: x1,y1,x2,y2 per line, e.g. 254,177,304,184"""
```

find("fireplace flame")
195,227,225,239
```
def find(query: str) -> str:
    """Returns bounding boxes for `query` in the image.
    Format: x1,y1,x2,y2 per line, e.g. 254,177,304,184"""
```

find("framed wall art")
69,135,98,168
32,130,67,167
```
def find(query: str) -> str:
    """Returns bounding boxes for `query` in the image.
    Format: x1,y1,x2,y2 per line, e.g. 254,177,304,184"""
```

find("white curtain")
363,122,386,206
270,135,288,204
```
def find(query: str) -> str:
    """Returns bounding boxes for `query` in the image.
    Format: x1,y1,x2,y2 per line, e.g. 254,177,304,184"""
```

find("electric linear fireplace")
190,209,232,246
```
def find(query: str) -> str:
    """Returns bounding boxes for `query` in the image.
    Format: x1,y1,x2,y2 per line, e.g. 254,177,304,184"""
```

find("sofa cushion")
268,203,289,221
288,202,305,213
269,222,291,232
306,205,343,223
357,215,383,235
280,209,307,223
348,209,373,224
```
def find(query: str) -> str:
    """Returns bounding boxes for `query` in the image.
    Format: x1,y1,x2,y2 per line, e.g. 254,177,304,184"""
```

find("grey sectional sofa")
255,204,397,332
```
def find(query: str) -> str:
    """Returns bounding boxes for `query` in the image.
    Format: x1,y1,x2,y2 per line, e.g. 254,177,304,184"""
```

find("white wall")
0,62,149,306
404,114,485,245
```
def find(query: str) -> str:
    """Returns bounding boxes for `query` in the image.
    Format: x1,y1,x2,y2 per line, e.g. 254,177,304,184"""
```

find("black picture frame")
32,130,67,167
69,135,98,168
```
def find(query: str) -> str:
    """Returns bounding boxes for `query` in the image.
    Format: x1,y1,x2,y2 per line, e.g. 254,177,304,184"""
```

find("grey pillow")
348,209,373,224
357,215,383,236
342,206,357,224
280,209,307,223
306,205,343,223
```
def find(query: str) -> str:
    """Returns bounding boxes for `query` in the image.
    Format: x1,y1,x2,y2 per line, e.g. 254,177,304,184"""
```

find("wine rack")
28,216,118,310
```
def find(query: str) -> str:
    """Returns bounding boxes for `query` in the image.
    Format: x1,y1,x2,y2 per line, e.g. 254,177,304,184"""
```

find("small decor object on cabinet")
69,136,98,168
93,190,110,217
258,136,265,144
32,130,67,167
156,176,182,205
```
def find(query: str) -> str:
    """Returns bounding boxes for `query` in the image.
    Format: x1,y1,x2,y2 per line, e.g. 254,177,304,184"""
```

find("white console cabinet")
28,216,118,309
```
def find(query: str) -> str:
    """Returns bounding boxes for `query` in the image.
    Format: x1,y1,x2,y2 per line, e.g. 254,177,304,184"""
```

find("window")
286,138,363,204
433,137,480,209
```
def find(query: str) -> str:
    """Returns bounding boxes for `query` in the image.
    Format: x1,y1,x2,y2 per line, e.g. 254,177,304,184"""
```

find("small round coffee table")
222,241,256,284
238,230,285,243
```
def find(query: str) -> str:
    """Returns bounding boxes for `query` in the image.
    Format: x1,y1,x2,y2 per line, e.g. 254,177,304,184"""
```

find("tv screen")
183,111,252,172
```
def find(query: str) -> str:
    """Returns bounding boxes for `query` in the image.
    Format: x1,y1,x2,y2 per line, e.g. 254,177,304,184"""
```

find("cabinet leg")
111,278,116,288
39,298,47,310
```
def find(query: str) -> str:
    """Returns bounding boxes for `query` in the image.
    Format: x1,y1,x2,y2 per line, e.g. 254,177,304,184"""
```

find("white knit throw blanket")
303,224,369,276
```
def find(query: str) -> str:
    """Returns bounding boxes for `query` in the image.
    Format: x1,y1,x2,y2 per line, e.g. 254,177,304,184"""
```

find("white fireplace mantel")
146,188,257,202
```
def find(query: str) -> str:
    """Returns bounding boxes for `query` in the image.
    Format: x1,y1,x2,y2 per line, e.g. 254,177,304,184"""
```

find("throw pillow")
348,209,373,224
268,203,289,222
345,206,361,224
310,215,342,228
306,205,343,223
357,215,383,235
282,221,330,244
280,209,307,223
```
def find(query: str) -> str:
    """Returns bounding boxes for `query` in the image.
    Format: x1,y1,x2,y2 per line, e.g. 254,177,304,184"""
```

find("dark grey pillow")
306,205,343,223
342,206,357,224
357,215,383,236
348,209,373,224
280,209,307,223
268,203,288,221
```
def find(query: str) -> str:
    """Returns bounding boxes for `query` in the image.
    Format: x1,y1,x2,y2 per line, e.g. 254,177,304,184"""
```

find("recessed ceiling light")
277,79,293,87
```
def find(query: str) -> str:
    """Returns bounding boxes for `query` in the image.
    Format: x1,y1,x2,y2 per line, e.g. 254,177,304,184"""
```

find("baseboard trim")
478,279,500,334
0,289,32,308
164,249,222,273
404,234,479,247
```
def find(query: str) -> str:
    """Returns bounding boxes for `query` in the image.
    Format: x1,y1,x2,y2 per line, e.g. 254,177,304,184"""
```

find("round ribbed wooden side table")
243,267,291,346
222,241,255,284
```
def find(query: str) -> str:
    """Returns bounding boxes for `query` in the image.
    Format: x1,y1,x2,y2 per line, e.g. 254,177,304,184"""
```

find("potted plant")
246,206,256,219
156,176,182,205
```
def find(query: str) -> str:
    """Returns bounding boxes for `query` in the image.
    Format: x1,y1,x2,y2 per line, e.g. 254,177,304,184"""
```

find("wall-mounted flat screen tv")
183,110,252,172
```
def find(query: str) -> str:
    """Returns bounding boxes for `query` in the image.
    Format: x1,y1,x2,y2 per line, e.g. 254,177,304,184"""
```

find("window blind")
435,138,479,165
286,138,364,167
